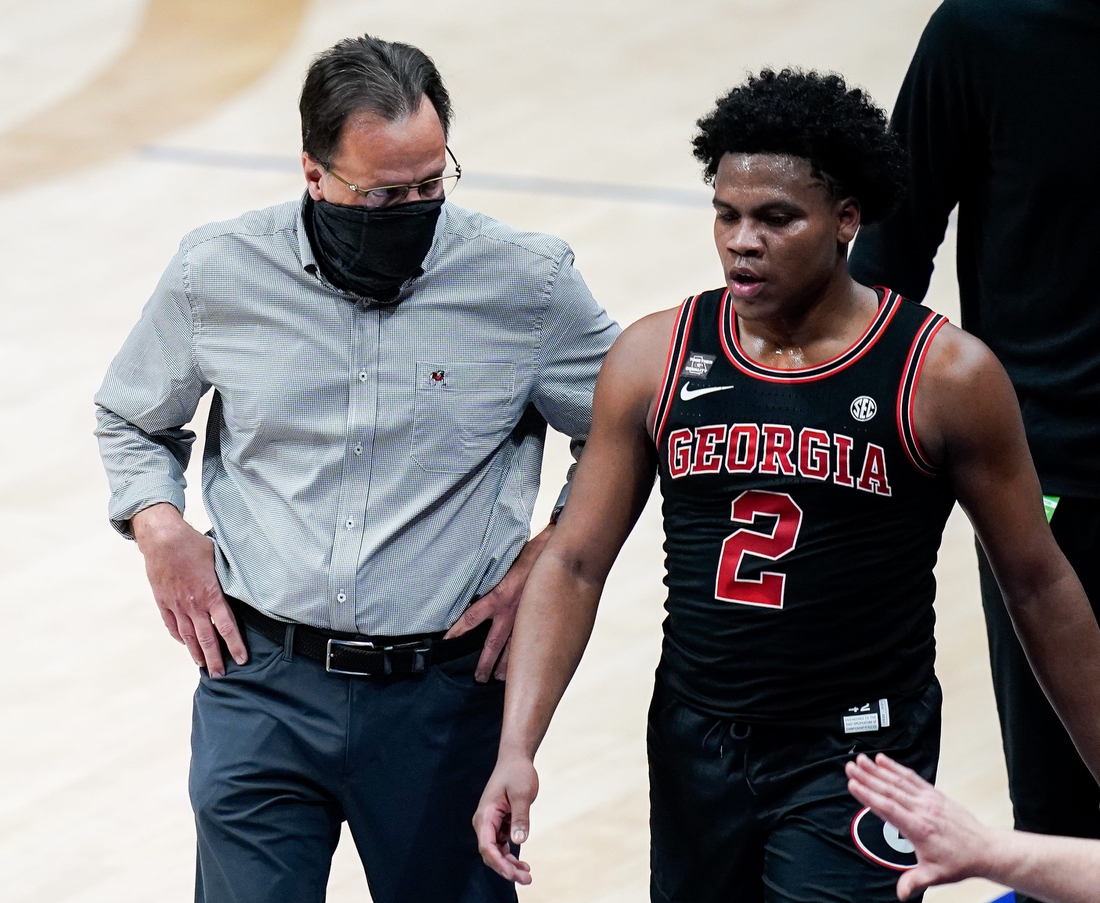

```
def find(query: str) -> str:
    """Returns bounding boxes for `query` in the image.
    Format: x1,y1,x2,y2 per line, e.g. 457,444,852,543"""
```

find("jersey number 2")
715,490,803,609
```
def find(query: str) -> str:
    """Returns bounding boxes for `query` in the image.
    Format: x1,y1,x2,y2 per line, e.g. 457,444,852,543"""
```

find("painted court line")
139,145,712,208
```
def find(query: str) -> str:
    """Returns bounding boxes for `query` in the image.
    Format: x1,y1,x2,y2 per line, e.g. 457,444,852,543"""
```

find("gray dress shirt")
95,197,620,634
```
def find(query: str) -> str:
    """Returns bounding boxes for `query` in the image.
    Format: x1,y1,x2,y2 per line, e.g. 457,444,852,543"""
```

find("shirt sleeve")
93,248,209,537
533,248,621,439
848,0,984,301
532,249,621,515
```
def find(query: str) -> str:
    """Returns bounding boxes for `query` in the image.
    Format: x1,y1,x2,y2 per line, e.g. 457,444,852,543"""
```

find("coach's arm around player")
847,753,1100,902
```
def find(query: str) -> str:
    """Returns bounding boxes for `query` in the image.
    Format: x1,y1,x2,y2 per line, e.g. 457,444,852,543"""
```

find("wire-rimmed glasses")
324,146,461,209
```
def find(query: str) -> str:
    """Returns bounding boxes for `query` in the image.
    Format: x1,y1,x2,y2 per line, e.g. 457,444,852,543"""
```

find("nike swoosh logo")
680,383,735,401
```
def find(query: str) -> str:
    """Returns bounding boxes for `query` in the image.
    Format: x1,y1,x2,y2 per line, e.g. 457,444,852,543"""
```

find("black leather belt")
228,597,491,678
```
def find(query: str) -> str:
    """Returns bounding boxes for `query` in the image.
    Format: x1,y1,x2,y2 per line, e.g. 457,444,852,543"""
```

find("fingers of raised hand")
847,775,913,833
876,753,928,794
853,755,923,807
896,865,935,900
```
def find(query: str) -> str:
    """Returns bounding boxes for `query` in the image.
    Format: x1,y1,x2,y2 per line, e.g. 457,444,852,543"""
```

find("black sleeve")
849,0,984,302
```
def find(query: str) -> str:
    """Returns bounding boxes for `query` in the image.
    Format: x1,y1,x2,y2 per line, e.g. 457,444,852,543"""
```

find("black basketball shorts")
647,674,941,903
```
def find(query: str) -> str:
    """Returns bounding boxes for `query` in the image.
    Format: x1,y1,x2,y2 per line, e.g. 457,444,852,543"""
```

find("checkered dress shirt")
95,197,620,634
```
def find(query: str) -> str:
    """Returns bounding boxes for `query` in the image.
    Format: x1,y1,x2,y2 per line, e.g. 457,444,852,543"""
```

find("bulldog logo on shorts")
850,807,918,870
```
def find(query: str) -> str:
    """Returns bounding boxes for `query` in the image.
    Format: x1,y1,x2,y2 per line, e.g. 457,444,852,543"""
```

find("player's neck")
736,266,879,370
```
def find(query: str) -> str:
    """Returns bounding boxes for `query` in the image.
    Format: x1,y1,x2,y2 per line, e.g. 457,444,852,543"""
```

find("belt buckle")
325,638,375,676
325,637,432,676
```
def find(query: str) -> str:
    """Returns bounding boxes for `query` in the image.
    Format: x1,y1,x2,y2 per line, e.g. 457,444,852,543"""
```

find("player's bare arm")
472,309,674,883
913,325,1100,782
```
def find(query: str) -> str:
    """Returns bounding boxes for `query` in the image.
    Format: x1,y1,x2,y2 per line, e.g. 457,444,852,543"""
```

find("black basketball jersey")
652,287,956,723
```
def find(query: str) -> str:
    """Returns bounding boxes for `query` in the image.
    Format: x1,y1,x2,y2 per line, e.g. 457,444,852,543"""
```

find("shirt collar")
296,191,321,275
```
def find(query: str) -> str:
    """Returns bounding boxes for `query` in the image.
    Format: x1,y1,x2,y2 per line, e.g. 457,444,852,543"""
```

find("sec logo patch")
850,395,877,422
850,807,917,870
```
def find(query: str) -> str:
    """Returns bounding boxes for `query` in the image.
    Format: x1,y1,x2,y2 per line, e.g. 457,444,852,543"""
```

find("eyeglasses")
323,146,462,209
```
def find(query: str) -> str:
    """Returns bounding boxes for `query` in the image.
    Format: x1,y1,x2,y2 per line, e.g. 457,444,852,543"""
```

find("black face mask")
307,195,444,303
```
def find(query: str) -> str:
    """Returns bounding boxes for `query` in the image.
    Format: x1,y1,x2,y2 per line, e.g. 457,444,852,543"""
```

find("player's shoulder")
611,303,687,364
599,295,706,408
920,317,1006,401
438,203,571,264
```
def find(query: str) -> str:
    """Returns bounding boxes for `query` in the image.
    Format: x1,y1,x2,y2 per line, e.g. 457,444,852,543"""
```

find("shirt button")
345,518,354,529
358,370,368,382
336,592,347,603
354,444,363,455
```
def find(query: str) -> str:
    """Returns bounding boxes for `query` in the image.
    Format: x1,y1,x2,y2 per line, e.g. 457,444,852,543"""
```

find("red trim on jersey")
907,317,947,468
719,288,903,383
646,299,682,437
896,313,947,477
651,297,692,439
653,296,699,449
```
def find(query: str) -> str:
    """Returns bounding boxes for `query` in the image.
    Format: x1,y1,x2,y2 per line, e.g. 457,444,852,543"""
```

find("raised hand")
845,753,991,899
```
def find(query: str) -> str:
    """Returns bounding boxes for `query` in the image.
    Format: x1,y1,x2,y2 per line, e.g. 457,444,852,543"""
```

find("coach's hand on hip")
444,524,554,683
132,502,247,678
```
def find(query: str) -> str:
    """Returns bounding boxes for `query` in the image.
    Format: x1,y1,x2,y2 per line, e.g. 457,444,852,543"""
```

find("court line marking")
0,0,307,192
139,144,713,208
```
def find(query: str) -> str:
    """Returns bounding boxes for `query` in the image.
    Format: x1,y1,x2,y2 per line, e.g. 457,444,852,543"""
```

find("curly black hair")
692,69,906,224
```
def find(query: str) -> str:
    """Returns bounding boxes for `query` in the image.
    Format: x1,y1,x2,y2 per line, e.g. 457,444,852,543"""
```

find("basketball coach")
94,34,618,903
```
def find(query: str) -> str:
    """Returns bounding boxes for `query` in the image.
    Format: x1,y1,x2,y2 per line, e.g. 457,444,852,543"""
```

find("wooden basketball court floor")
0,1,1016,900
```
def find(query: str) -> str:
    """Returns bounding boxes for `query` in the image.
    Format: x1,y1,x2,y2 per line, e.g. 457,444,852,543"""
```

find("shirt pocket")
412,362,518,474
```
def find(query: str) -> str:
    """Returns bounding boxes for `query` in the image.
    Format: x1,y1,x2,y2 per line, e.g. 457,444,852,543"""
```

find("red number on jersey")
715,490,803,608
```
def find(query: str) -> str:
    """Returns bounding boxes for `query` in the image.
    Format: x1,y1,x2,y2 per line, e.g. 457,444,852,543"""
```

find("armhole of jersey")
896,311,948,477
651,295,698,449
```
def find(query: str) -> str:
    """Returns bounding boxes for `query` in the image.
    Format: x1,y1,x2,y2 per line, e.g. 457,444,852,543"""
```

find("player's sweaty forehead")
713,152,831,210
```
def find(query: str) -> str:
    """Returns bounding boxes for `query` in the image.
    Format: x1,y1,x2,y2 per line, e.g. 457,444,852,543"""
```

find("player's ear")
836,196,861,244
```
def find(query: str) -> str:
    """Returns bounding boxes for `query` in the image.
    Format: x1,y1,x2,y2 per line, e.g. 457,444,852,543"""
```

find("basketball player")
472,69,1100,901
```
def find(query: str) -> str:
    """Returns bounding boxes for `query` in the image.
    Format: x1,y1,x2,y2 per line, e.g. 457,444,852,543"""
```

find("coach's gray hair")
299,35,452,166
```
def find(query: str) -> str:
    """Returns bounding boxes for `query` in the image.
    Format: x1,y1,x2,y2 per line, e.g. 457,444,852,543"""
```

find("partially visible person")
849,4,1100,879
847,753,1100,903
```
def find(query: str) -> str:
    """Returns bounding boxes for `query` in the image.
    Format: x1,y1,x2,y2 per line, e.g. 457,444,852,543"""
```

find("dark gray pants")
189,623,517,903
978,496,1100,903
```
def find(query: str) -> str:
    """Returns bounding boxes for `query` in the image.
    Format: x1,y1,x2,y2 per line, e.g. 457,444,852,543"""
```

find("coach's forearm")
1007,566,1100,785
984,829,1100,903
498,550,604,761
